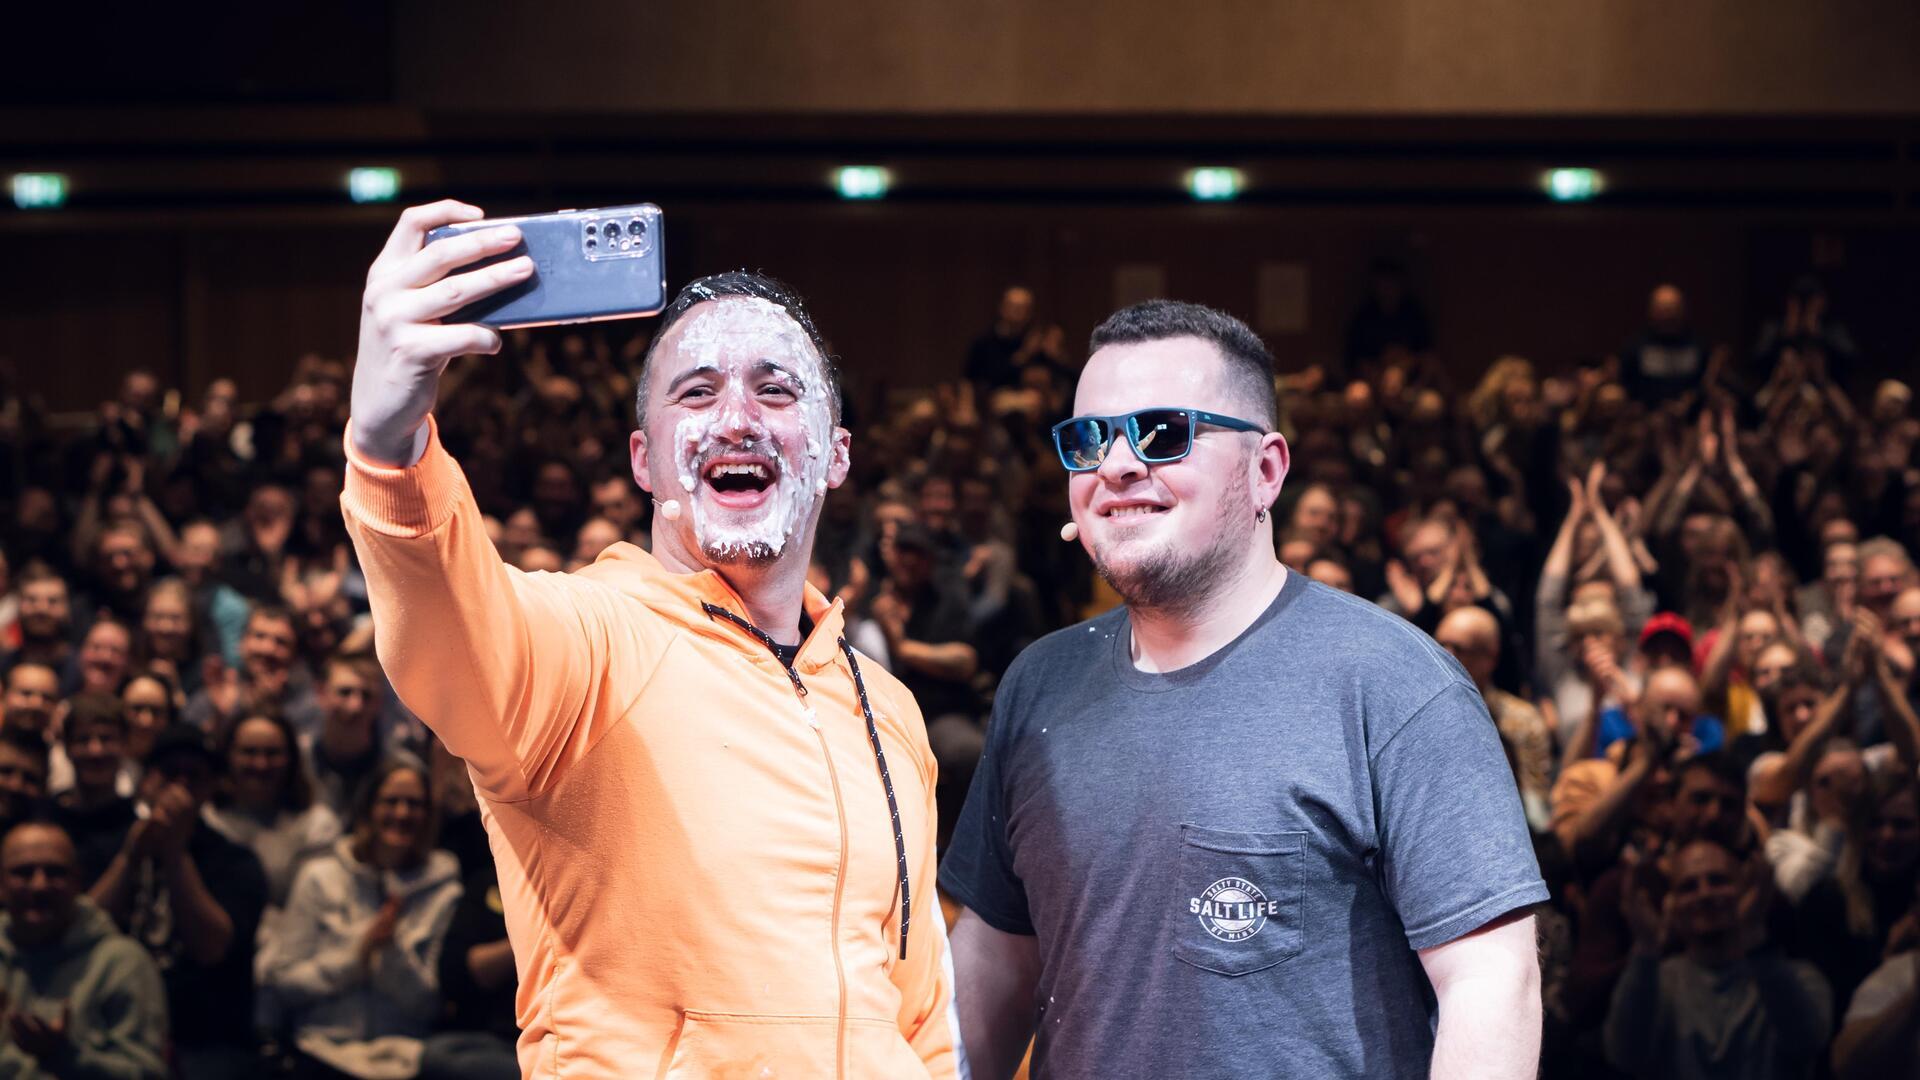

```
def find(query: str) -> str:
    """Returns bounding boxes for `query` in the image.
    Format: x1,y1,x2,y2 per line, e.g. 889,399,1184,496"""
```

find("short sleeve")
1373,681,1549,951
936,699,1033,936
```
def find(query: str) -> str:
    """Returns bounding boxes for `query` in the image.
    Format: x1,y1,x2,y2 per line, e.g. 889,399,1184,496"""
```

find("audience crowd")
0,266,1912,1078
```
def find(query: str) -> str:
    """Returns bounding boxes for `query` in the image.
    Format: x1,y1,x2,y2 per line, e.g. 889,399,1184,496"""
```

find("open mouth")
1101,502,1170,520
701,459,778,509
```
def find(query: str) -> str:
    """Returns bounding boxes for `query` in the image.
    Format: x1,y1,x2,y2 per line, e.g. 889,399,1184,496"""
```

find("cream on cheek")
665,299,834,560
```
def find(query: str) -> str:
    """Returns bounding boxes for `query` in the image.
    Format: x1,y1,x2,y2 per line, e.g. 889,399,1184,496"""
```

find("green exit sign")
348,167,401,204
1185,167,1245,202
1544,168,1604,202
10,173,69,210
834,166,891,200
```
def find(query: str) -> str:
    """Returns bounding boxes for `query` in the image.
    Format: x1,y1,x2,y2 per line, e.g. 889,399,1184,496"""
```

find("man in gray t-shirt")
942,300,1546,1079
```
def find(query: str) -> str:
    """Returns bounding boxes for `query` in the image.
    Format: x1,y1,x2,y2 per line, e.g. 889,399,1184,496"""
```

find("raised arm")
342,201,664,800
1749,628,1863,809
1584,463,1642,595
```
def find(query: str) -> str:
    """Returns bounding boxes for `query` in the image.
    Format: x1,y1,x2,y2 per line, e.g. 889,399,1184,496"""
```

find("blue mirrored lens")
1128,410,1193,461
1057,419,1111,470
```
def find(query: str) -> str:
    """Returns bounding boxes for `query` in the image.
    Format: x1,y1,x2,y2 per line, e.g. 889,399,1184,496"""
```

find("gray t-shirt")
940,572,1547,1078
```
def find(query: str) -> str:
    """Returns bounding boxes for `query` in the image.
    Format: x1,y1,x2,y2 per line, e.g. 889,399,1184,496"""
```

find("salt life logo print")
1191,877,1277,942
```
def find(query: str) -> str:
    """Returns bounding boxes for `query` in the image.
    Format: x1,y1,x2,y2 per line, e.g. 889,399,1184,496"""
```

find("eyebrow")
665,364,722,397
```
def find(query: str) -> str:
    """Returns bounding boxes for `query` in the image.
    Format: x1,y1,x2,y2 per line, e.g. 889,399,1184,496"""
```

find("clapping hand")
6,1000,69,1063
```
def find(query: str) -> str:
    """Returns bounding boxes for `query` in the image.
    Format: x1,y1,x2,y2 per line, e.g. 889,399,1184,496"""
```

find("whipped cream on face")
664,298,835,562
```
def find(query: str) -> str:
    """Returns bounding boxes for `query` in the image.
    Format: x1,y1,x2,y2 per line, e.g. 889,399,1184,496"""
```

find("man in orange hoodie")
341,200,959,1079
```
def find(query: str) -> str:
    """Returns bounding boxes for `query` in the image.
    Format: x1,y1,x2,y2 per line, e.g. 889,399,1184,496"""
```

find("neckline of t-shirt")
1108,568,1307,692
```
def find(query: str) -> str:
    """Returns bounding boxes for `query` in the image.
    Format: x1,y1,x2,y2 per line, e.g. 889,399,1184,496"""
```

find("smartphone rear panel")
424,203,666,329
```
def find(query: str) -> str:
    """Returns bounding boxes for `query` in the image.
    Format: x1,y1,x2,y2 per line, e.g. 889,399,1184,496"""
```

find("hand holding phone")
349,201,529,467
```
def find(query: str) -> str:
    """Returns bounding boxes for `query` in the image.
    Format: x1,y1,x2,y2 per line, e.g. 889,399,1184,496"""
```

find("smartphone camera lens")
628,219,646,237
603,222,621,241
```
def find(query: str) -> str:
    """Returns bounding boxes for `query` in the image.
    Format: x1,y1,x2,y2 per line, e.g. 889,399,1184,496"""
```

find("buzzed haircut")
246,603,296,632
1089,300,1277,428
635,270,842,427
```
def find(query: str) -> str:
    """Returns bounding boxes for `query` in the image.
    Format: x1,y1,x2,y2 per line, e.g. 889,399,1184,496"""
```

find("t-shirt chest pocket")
1170,825,1306,977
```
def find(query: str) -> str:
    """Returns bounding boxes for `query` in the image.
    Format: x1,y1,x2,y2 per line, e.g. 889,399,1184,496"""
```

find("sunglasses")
1051,407,1264,473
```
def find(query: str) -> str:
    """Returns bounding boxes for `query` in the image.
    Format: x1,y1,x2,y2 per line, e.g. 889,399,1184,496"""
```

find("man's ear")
630,430,654,495
825,427,853,489
1255,431,1291,510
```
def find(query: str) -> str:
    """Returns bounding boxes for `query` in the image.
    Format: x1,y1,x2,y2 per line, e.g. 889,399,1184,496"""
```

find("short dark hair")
636,270,842,426
62,693,127,738
1675,751,1745,797
1088,300,1276,428
0,727,49,778
246,604,295,633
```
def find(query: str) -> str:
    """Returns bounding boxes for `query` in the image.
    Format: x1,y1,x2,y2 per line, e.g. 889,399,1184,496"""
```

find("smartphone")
424,203,666,329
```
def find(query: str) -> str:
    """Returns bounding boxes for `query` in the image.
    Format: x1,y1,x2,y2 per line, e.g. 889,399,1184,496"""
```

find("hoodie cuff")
341,416,465,539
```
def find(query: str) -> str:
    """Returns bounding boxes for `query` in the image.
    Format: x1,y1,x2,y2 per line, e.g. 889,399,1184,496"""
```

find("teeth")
706,463,771,480
1106,505,1164,517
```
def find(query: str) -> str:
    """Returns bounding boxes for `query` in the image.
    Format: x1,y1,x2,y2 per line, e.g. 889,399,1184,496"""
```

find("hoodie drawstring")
702,603,912,961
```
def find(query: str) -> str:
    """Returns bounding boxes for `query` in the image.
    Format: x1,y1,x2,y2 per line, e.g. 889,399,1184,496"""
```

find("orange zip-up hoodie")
340,418,960,1079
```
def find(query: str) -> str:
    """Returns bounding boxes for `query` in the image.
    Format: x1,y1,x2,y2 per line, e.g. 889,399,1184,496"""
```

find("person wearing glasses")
941,300,1546,1079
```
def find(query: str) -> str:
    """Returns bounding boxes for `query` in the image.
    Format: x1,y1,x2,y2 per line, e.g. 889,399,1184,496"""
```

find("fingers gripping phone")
424,203,667,329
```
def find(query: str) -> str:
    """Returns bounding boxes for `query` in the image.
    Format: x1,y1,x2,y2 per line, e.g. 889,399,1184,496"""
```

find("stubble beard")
1091,481,1253,620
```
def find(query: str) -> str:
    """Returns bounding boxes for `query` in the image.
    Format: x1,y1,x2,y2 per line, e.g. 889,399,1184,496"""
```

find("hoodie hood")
573,541,850,674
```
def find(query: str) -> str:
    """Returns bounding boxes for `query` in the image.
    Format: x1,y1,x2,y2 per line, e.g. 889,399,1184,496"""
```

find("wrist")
349,416,429,469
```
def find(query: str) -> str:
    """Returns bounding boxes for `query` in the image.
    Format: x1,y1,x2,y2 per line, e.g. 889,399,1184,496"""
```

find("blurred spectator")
116,672,177,780
1436,606,1553,831
0,727,49,839
0,820,168,1079
4,567,74,677
49,694,137,889
1756,275,1860,394
90,725,268,1080
204,712,342,911
1617,283,1715,406
304,656,390,818
262,757,461,1080
965,286,1036,393
72,616,132,698
185,605,307,735
1606,837,1831,1079
870,524,979,843
2,661,60,745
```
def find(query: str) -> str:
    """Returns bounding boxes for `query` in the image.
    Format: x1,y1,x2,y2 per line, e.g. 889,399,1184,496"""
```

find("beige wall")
396,0,1920,115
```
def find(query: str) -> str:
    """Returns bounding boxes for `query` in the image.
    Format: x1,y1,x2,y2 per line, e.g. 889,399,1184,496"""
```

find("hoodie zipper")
702,604,854,1078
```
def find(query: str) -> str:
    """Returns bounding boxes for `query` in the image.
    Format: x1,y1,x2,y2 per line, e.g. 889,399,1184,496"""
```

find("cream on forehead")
661,297,825,388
